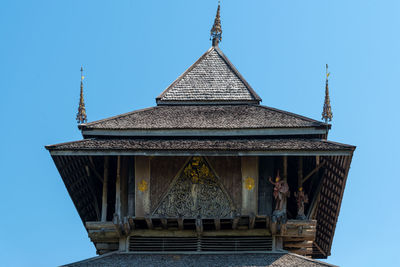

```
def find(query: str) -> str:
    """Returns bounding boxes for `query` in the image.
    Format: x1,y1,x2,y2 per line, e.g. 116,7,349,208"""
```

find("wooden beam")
298,157,303,189
88,156,104,183
302,161,326,184
135,156,151,217
127,156,135,217
101,156,109,222
283,156,288,182
115,156,122,218
241,156,259,215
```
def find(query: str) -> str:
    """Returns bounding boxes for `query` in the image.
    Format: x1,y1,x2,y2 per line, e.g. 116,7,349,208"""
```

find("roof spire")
76,66,87,124
210,1,222,46
322,64,333,124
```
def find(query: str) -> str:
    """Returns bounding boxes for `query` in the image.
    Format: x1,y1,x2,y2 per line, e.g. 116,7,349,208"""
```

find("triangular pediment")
156,47,261,105
152,156,236,218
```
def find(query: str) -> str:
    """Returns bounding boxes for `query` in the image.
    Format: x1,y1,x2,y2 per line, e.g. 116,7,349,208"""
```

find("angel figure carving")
269,171,290,212
294,187,309,220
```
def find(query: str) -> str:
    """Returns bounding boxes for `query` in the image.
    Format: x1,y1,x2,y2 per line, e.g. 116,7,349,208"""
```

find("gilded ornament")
244,177,255,190
138,179,148,192
153,156,234,218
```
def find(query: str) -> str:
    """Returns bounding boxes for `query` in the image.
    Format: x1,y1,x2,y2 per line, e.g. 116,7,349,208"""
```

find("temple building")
46,4,355,267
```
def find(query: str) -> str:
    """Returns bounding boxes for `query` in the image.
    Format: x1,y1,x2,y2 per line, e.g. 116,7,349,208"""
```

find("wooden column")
101,156,109,222
128,156,135,217
298,157,303,189
135,156,151,217
115,156,122,218
241,156,259,215
283,156,288,182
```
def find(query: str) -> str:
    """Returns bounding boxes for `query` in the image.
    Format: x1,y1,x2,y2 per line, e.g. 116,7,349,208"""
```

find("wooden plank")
101,156,109,222
128,156,135,217
115,156,122,218
241,156,259,215
135,156,151,217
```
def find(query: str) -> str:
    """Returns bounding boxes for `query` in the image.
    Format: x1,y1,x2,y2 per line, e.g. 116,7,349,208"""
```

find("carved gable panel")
152,156,235,218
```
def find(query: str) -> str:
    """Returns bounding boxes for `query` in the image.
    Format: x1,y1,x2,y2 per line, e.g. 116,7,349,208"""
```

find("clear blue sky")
0,0,399,266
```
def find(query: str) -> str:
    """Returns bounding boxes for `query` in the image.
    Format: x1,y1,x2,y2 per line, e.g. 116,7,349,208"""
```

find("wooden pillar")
283,156,288,182
298,157,303,189
241,156,259,215
128,156,135,217
101,156,109,222
115,156,122,218
135,156,151,217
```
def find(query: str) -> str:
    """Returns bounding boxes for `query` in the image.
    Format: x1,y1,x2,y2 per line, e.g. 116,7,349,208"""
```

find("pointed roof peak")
76,66,87,124
210,2,222,47
156,46,261,105
322,64,333,123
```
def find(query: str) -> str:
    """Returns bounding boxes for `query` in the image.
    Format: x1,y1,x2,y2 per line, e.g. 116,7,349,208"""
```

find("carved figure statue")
294,187,308,220
269,171,290,212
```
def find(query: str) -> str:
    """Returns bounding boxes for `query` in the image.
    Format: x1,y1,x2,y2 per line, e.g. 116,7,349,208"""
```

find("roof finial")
210,1,222,47
76,66,87,124
322,64,333,124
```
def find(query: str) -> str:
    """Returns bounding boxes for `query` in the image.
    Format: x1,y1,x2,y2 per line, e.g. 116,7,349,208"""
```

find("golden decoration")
245,177,255,190
138,179,148,192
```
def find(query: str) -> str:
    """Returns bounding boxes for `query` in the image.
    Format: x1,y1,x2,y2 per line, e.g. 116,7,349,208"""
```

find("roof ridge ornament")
76,66,87,124
210,1,222,47
322,64,333,124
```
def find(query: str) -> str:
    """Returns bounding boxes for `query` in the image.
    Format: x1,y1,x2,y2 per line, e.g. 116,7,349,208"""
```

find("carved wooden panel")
150,156,188,211
207,156,242,209
152,156,235,218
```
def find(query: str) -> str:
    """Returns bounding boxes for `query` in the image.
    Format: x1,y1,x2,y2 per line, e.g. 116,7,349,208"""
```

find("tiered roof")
47,42,355,259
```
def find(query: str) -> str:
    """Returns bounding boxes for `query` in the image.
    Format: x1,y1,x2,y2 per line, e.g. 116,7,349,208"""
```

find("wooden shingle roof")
79,105,327,134
63,252,337,267
156,46,261,104
46,138,354,155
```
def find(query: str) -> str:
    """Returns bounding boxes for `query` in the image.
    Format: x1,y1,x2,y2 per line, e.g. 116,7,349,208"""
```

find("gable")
152,156,236,218
156,47,261,104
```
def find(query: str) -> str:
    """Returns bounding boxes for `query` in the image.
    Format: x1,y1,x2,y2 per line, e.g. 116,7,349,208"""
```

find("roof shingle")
63,252,337,267
80,105,326,131
156,47,261,104
46,138,354,153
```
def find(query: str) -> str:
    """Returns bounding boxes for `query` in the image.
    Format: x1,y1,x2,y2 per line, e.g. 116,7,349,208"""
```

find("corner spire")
322,64,333,124
210,2,222,46
76,66,87,124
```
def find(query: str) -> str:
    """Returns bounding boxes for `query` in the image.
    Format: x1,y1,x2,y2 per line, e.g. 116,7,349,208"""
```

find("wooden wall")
207,156,242,210
150,156,188,211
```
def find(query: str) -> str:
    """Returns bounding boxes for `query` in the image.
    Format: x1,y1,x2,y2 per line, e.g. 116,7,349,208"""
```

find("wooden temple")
46,4,355,267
